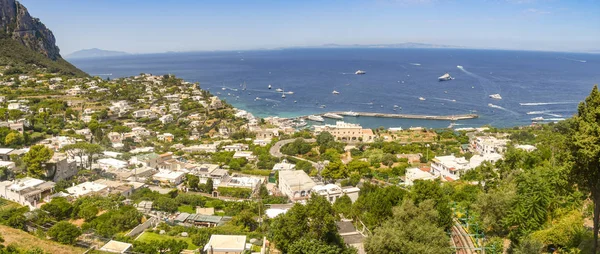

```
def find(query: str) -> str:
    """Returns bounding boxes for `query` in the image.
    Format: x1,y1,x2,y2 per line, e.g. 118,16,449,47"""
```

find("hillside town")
1,67,563,254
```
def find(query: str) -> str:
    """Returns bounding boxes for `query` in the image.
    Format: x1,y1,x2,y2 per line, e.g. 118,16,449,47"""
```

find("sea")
69,48,600,129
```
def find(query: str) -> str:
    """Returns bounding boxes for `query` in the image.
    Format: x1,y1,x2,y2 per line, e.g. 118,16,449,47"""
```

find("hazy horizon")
20,0,600,55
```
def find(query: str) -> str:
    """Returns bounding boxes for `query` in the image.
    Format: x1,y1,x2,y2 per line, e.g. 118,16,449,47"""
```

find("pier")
304,112,478,121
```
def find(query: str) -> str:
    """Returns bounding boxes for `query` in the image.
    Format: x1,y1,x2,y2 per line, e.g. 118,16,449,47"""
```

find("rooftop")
279,170,316,191
99,240,133,253
153,170,185,180
203,235,247,252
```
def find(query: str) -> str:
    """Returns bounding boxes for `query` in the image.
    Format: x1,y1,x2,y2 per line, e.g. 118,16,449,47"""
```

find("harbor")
300,112,478,121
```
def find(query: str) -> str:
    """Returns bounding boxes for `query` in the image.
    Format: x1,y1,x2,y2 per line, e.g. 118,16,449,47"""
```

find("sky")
19,0,600,54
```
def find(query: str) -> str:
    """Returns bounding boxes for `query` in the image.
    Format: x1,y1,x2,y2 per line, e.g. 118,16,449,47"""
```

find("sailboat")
242,82,247,91
268,84,272,89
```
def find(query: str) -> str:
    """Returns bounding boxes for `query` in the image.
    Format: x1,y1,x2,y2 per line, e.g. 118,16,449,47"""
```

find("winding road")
269,138,319,168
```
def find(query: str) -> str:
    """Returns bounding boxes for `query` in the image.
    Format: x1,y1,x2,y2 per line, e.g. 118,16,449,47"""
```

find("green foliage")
85,205,142,238
472,185,516,237
133,239,188,254
269,195,348,253
365,199,451,254
22,145,53,178
410,180,453,230
154,197,178,213
530,210,587,250
281,138,313,156
77,204,99,221
47,221,82,245
41,197,73,220
332,194,352,218
351,184,407,229
288,238,357,254
567,84,600,252
217,187,251,198
0,38,87,77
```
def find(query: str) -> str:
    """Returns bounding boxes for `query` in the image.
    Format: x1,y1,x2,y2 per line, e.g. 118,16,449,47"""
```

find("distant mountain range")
66,48,129,59
314,42,464,49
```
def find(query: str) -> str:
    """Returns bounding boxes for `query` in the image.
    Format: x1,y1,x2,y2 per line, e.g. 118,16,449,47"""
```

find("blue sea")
70,48,600,129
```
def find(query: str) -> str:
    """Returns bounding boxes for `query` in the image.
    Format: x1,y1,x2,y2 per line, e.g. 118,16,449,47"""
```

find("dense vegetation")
0,38,87,77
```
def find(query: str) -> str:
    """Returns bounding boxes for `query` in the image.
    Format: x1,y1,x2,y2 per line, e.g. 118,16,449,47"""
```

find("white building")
159,114,174,124
153,170,185,185
311,184,360,203
183,144,217,153
0,178,55,210
279,170,316,203
272,159,296,171
66,181,108,198
222,144,249,152
219,176,262,190
203,235,247,254
515,144,537,152
431,154,503,181
313,121,376,143
97,158,128,170
404,167,437,186
473,136,509,155
233,151,256,161
99,240,133,253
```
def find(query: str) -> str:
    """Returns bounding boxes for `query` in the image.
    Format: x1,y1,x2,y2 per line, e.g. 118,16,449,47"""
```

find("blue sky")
20,0,600,54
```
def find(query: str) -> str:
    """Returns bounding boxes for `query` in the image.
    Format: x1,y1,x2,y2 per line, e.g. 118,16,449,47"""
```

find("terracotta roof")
419,166,430,172
445,176,454,182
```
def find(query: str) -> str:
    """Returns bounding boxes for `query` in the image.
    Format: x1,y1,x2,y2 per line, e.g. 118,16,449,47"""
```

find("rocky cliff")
0,0,61,60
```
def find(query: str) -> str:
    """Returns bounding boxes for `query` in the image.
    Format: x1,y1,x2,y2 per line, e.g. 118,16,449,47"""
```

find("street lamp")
425,144,430,162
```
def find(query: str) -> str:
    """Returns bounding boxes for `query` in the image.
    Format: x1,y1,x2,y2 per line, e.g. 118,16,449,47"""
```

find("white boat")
222,87,227,90
532,117,544,121
342,111,359,117
282,94,286,98
284,91,294,94
320,105,326,109
323,113,344,119
307,115,325,122
419,97,426,101
355,70,366,75
438,73,454,81
332,90,340,94
457,65,464,69
268,84,272,89
254,97,261,101
448,122,456,128
294,100,297,103
241,82,247,90
275,88,283,92
489,94,502,100
394,105,402,110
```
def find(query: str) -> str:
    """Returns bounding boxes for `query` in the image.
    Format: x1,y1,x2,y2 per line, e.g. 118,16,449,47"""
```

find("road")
270,138,319,167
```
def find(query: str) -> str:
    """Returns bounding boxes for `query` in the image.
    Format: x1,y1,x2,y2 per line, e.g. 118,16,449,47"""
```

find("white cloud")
524,8,551,14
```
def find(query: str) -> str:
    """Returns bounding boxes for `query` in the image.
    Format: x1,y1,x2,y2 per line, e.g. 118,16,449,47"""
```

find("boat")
275,88,283,92
419,97,426,101
268,84,272,89
323,113,344,120
532,117,544,121
457,65,464,69
284,91,294,94
242,82,247,90
332,90,340,95
342,111,359,117
307,115,325,122
489,94,502,100
222,87,227,90
438,73,454,81
255,97,261,100
294,100,297,103
355,70,366,75
319,105,326,109
281,94,286,98
394,105,402,110
444,91,448,94
448,122,456,128
216,92,221,95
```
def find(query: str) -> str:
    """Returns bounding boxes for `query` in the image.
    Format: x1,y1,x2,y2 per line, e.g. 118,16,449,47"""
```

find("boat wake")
410,63,421,66
264,98,281,103
526,110,562,117
433,98,457,102
488,103,519,115
519,102,577,106
222,87,239,91
558,57,586,63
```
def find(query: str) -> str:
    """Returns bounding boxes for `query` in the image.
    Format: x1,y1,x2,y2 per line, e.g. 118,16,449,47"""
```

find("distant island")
66,48,129,59
311,42,464,49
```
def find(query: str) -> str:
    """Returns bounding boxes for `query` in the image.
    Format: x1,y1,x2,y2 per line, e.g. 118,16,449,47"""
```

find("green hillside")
0,37,87,77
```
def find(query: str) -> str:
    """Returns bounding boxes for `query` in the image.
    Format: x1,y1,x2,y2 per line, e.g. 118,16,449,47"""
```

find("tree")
472,185,515,237
288,238,356,254
205,178,214,193
22,145,53,178
410,180,453,230
186,174,199,190
321,161,347,180
4,132,23,148
567,84,600,253
154,197,178,213
332,194,352,218
77,204,99,221
317,132,335,147
47,221,82,245
41,197,73,220
365,199,451,254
